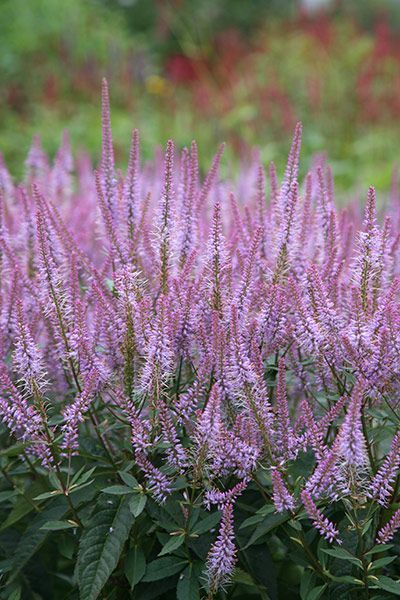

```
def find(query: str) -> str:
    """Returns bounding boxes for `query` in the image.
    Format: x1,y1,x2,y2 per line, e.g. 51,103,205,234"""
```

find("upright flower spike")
204,480,248,511
135,451,171,504
207,200,228,314
269,161,279,224
369,431,400,506
178,144,197,267
61,367,101,454
353,186,380,315
278,122,302,215
157,140,175,294
0,366,52,466
51,130,73,202
228,304,257,394
271,469,295,512
100,78,117,220
377,508,400,544
235,226,262,315
273,180,299,282
158,400,187,472
206,502,237,594
305,441,348,501
25,135,49,183
13,298,47,395
195,383,223,445
337,384,368,469
94,170,126,264
123,128,140,244
301,490,342,544
139,294,174,394
196,143,225,212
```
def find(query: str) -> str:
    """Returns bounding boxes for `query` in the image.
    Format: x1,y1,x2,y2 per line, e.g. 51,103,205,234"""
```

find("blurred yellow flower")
145,75,171,97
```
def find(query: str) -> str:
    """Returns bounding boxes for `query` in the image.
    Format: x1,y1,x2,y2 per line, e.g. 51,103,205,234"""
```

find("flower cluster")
1,81,400,595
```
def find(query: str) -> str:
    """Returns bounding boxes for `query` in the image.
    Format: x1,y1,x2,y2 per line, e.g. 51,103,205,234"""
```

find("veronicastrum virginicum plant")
0,80,399,599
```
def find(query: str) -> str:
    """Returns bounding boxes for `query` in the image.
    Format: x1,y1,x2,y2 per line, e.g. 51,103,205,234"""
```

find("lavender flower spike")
377,508,400,544
271,469,295,512
337,383,368,468
301,490,342,544
206,502,237,594
369,431,400,506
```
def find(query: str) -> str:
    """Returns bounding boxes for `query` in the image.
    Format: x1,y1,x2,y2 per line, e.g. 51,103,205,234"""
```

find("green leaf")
142,557,187,582
240,505,275,529
369,556,397,571
8,497,68,583
0,490,18,504
71,466,97,486
33,490,63,501
118,471,139,488
243,511,290,548
192,511,220,535
124,545,146,589
129,493,147,518
232,567,257,587
321,547,363,568
330,575,363,584
49,471,63,491
0,481,44,531
77,495,135,600
365,544,394,557
6,586,22,600
101,485,133,495
239,541,278,599
177,564,201,600
300,570,316,599
306,584,328,600
0,442,27,457
374,576,400,596
40,520,77,531
158,535,185,556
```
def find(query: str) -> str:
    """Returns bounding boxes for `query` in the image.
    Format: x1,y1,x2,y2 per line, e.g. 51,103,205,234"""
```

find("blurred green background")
1,0,400,189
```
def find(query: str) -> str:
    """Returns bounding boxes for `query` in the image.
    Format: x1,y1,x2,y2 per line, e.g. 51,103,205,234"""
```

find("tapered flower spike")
0,366,53,466
236,226,262,314
206,502,237,594
279,121,302,213
301,490,342,544
204,479,248,511
196,143,225,212
269,161,279,221
369,431,400,506
271,469,295,512
61,367,101,454
139,294,174,394
13,297,47,394
100,78,117,219
25,135,49,182
195,383,223,445
228,303,257,393
353,186,380,315
94,170,126,264
178,147,197,267
377,508,400,544
158,400,187,472
124,128,140,243
337,383,368,468
135,451,171,504
256,164,266,252
157,139,175,294
207,200,228,314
